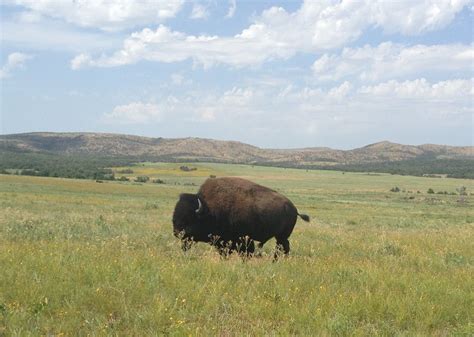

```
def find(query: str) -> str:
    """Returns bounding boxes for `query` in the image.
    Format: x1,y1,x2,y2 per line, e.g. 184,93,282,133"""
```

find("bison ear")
195,197,203,214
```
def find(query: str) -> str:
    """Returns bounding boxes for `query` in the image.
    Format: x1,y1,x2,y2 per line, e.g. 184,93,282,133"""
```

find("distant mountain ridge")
1,132,472,166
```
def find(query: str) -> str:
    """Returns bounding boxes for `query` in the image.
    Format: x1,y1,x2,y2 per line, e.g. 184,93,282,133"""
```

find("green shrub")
457,186,467,196
135,176,150,183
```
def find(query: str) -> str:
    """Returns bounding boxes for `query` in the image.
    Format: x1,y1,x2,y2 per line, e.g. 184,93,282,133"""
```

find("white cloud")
199,108,216,121
103,102,162,124
6,0,184,31
171,73,184,85
328,81,353,100
71,0,471,69
359,78,474,99
220,87,256,107
70,24,288,69
71,54,93,70
369,0,469,35
199,87,266,121
312,43,474,82
15,10,43,23
225,0,237,18
2,20,122,52
190,4,209,20
283,78,473,143
0,52,33,79
99,77,472,147
104,77,472,125
170,73,192,86
193,87,263,122
281,78,473,114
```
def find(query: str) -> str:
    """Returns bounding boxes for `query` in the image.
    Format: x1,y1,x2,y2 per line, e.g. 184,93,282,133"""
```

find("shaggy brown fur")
172,177,310,257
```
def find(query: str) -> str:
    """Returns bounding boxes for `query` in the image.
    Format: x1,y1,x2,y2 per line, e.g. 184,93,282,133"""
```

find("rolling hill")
1,132,472,164
0,132,473,178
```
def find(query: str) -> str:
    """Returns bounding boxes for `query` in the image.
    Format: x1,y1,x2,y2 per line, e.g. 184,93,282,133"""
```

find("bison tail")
298,213,310,222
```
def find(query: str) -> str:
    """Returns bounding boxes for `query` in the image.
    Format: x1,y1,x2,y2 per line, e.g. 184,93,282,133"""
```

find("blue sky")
1,0,473,149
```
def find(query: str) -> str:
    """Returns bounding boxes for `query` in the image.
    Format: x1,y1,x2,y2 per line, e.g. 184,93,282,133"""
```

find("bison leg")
246,240,255,255
215,240,233,258
251,242,264,257
237,238,255,257
215,238,256,258
274,238,290,260
181,239,194,252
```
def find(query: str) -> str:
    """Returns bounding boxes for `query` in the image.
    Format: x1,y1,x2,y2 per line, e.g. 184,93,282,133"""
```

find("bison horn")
195,197,203,214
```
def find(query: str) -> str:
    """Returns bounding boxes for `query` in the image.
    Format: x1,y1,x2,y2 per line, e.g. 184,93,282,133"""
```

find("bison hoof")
181,239,194,252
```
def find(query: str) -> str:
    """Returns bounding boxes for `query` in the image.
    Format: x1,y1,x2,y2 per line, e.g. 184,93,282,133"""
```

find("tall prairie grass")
0,164,473,336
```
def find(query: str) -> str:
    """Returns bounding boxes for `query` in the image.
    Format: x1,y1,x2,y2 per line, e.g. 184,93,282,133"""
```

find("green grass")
1,163,473,336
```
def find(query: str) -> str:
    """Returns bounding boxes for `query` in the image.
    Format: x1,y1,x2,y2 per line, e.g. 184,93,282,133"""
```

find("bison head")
172,193,208,243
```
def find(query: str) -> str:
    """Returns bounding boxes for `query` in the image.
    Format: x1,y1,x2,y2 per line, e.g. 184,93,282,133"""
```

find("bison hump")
199,177,291,215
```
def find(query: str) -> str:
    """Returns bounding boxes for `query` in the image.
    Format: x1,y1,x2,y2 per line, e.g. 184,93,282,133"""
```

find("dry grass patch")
1,164,473,336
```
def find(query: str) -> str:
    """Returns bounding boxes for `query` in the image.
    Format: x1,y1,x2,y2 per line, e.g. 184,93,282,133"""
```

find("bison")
172,177,310,258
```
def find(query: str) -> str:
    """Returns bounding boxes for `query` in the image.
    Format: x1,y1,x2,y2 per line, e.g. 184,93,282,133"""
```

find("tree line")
0,150,136,180
257,157,474,179
1,149,472,180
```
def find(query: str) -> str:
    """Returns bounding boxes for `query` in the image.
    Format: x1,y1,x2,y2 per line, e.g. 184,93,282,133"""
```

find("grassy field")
1,163,473,336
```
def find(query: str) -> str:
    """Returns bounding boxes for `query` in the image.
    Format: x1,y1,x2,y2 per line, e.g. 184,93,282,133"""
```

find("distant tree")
118,176,129,181
21,169,37,176
135,176,149,183
180,166,197,172
427,188,435,194
457,186,468,204
456,186,467,196
152,178,165,184
93,171,114,181
390,187,400,192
